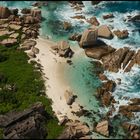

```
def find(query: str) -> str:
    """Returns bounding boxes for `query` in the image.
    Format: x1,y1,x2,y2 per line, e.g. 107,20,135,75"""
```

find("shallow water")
1,1,140,138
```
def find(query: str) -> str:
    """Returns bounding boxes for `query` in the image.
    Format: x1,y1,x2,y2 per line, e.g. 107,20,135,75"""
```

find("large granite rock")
0,102,47,139
64,90,75,105
95,120,109,137
98,25,114,39
58,121,90,139
101,47,130,72
85,42,115,59
0,6,11,19
79,29,98,48
51,40,74,58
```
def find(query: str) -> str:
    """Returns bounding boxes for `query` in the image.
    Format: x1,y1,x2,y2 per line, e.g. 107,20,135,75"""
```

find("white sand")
32,37,81,122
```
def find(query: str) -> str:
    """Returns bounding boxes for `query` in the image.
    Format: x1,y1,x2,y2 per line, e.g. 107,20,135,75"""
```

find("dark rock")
103,13,114,20
10,9,18,16
91,1,101,5
129,98,140,105
0,102,47,139
125,50,140,72
128,14,140,22
71,15,85,20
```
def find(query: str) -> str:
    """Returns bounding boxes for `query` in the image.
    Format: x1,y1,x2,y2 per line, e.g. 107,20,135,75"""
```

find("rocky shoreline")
0,1,140,139
70,11,140,138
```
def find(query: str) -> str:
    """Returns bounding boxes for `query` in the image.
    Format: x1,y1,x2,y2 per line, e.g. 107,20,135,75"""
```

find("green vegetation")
0,128,3,139
0,45,64,138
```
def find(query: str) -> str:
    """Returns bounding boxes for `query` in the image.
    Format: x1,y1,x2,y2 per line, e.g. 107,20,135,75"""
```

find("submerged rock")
103,13,114,20
63,21,72,30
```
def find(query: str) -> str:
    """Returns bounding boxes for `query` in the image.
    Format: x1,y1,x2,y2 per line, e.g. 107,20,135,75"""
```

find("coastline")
32,37,82,122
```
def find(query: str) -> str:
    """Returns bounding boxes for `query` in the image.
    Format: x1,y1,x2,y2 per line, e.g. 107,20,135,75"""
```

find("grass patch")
0,45,64,138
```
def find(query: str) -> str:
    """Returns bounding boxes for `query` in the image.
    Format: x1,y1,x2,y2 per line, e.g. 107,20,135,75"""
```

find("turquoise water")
0,1,140,138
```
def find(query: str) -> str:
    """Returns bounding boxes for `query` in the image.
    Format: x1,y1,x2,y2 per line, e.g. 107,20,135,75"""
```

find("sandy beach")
31,37,82,122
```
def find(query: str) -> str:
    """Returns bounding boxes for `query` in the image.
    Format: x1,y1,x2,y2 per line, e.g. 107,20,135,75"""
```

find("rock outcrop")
0,102,47,139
